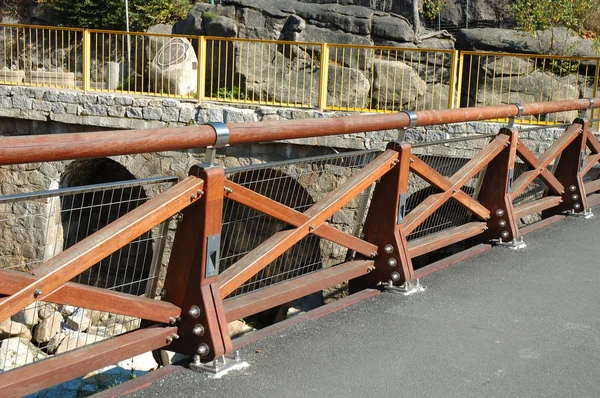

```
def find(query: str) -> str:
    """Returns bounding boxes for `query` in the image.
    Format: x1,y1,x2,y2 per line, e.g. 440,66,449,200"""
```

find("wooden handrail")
0,99,597,166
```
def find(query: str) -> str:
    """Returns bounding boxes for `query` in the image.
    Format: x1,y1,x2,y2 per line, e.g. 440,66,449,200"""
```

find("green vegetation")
512,0,596,53
42,0,209,31
422,0,447,21
209,86,246,100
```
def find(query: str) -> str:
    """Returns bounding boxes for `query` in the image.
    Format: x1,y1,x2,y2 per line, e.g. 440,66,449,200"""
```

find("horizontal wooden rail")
0,99,598,166
0,268,180,324
514,197,563,219
407,222,488,258
585,178,600,194
223,260,374,321
0,325,177,398
0,176,204,323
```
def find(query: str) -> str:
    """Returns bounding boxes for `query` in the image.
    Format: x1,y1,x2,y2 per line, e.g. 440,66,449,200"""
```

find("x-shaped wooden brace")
509,124,584,200
400,134,509,236
218,149,399,298
0,177,204,323
581,126,600,176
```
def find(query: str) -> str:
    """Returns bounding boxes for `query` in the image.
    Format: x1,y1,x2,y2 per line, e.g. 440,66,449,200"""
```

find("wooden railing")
1,98,600,397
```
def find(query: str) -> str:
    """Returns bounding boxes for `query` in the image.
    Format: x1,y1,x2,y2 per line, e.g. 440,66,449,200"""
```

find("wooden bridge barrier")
1,98,600,396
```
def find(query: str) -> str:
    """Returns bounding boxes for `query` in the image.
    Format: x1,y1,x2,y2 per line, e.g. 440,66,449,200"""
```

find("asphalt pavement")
126,213,600,398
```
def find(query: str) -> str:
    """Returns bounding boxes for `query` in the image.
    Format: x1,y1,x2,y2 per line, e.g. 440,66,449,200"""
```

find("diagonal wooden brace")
513,141,565,197
218,149,400,299
402,134,509,235
223,180,378,257
0,176,204,323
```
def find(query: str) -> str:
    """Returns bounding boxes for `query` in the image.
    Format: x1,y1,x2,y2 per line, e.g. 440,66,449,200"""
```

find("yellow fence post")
592,58,600,127
197,36,207,103
82,29,91,94
318,42,330,112
447,50,460,109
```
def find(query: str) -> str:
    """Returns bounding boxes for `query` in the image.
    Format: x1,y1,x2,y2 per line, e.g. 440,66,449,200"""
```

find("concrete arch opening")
59,158,153,295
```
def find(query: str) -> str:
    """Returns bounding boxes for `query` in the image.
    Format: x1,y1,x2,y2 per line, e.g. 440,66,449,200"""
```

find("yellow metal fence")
0,23,599,122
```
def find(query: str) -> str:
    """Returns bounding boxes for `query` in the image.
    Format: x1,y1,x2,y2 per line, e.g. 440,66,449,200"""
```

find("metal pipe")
0,98,598,166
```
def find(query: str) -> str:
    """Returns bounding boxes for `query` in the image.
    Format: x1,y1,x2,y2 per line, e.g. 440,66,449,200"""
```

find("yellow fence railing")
0,23,598,123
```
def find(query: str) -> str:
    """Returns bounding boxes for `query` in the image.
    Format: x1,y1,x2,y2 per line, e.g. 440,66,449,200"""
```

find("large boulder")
205,16,239,37
372,58,427,110
148,37,198,96
0,337,46,372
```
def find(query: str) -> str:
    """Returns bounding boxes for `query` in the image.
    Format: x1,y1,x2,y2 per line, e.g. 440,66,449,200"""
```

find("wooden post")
543,119,589,217
350,143,412,292
477,128,520,242
162,165,232,361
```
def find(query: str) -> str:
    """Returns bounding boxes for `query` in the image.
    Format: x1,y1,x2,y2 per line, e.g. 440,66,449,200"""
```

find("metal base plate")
384,279,426,296
567,209,594,219
190,352,249,378
494,236,526,250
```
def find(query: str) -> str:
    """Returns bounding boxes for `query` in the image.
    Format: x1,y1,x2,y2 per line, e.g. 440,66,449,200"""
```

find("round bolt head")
188,305,201,318
498,220,507,228
495,209,505,217
391,271,401,282
197,343,210,356
33,289,42,298
571,194,579,201
500,230,510,239
569,185,577,192
384,244,394,254
573,203,582,210
166,336,173,344
193,324,205,337
387,258,398,268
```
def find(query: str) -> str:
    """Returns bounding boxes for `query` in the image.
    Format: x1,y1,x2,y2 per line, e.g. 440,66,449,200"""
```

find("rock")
89,310,110,325
142,24,175,75
12,302,39,327
228,320,255,338
118,352,158,372
58,304,78,317
205,16,239,37
157,350,189,366
0,337,46,371
47,332,67,354
372,58,427,109
148,37,198,96
456,27,597,57
371,15,414,43
33,311,63,344
55,333,105,355
86,326,112,338
65,308,92,332
0,319,31,340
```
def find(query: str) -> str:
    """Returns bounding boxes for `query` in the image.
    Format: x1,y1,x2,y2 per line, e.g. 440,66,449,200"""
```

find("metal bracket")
384,279,425,296
567,208,594,218
205,234,220,277
397,193,407,224
493,236,526,250
398,110,417,142
507,167,514,193
204,122,230,166
582,98,594,120
507,103,524,128
190,351,249,377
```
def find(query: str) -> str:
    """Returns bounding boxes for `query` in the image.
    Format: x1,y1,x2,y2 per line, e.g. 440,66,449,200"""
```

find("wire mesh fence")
0,176,176,373
220,149,380,298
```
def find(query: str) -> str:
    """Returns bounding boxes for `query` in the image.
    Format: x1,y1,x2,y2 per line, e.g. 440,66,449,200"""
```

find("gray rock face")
372,59,427,109
205,16,239,37
33,312,63,344
0,337,46,372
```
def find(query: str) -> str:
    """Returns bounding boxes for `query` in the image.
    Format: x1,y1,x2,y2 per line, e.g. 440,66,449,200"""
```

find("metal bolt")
193,324,205,337
498,220,507,228
169,317,177,324
391,271,401,282
224,186,233,193
572,194,579,201
570,185,577,192
410,158,415,163
500,230,510,239
172,333,180,340
166,336,173,344
193,354,202,365
495,209,505,217
234,350,241,360
174,213,184,222
384,244,394,254
33,289,42,298
309,225,316,231
574,203,582,210
387,258,397,268
188,305,201,318
197,343,210,357
197,189,204,196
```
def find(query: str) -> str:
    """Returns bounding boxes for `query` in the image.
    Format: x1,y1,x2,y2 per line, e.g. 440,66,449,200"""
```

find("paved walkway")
127,214,600,398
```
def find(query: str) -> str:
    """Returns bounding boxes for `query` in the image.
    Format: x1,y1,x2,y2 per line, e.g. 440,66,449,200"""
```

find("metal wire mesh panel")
0,176,176,373
221,150,380,298
406,135,493,240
